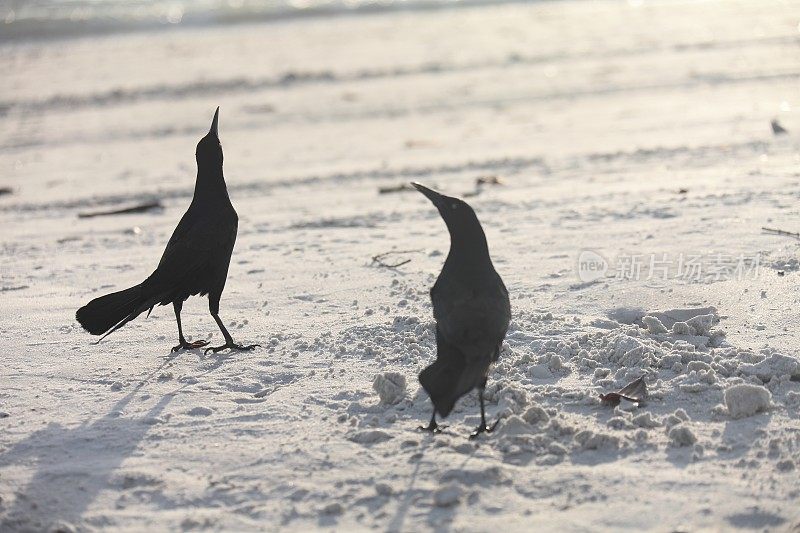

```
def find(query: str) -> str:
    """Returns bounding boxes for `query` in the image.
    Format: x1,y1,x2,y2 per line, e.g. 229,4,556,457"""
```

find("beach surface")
1,0,800,531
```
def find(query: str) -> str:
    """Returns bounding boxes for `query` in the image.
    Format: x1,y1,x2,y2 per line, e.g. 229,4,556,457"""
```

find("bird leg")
204,312,260,354
171,301,209,352
419,409,443,433
469,386,499,439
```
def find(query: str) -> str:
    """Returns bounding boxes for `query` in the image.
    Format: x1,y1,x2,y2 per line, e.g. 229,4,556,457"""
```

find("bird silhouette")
411,182,511,438
76,108,258,354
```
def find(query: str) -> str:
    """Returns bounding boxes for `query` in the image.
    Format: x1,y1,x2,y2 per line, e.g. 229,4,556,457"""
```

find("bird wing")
145,209,237,298
162,207,237,255
432,272,510,362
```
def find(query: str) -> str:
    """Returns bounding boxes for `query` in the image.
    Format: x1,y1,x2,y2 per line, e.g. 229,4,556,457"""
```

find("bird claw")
171,340,210,352
203,342,260,355
418,422,445,434
469,419,500,440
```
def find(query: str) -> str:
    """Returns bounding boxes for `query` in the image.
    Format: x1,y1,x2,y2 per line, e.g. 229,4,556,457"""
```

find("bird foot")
469,419,500,440
171,340,210,352
418,421,445,434
204,342,260,354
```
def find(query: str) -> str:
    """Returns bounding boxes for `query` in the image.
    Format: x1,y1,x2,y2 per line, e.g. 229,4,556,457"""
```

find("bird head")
411,182,485,243
196,107,223,167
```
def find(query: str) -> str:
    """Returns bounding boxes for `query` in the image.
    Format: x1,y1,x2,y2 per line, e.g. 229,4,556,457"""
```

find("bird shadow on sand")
0,354,187,531
423,451,483,533
196,349,237,374
386,435,492,533
385,438,437,533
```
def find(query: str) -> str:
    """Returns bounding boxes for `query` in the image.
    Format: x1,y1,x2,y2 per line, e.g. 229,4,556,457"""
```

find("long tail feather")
76,284,147,337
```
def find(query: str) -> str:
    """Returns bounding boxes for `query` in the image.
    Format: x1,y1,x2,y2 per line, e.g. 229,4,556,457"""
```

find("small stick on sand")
78,201,163,219
476,175,505,186
762,226,800,239
378,183,415,195
464,175,505,197
371,249,423,269
379,183,441,195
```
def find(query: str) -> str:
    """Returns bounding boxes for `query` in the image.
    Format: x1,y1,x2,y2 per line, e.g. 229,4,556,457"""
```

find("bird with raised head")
411,182,511,438
76,108,258,354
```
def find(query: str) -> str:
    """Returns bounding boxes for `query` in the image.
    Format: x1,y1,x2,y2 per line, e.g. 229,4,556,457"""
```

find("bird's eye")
451,203,458,210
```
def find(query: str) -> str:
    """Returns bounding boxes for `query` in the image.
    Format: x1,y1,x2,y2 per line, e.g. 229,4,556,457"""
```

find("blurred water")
1,0,524,40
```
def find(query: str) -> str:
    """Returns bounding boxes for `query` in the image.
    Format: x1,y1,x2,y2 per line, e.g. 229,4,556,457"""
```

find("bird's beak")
209,107,220,138
411,182,444,207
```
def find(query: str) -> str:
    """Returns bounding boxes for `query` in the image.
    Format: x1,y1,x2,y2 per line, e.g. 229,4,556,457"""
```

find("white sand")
1,0,800,531
725,383,773,419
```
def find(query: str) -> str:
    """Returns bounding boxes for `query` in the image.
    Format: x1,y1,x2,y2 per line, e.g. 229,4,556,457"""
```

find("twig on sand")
78,201,163,219
476,175,505,186
371,249,424,269
464,175,506,197
379,183,425,195
762,226,800,239
378,183,413,194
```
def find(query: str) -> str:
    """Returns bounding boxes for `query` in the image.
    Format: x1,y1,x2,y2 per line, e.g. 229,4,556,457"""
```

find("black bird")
76,108,258,354
412,182,511,438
